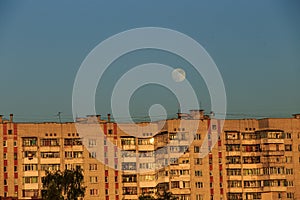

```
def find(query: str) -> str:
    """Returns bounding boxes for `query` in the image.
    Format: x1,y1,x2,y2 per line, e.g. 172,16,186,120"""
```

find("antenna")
57,112,62,123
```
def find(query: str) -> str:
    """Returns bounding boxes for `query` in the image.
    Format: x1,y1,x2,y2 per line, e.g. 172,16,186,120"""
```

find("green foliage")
42,168,86,200
156,190,178,200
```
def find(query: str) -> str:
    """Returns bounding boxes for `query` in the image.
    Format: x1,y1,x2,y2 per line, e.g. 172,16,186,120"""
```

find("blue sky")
0,1,299,121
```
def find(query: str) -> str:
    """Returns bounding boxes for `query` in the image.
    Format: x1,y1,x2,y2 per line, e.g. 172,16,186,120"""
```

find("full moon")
172,68,186,82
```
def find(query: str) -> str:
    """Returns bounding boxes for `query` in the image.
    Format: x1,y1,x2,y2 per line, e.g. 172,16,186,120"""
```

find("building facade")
0,111,300,200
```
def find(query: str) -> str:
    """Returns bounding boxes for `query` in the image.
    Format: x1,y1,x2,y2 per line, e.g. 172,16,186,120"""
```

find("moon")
172,68,186,82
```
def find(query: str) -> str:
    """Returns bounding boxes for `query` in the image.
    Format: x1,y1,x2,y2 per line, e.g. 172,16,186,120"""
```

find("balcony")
261,138,284,144
23,157,38,164
170,188,191,195
23,171,38,177
23,183,39,190
225,140,241,144
122,145,136,151
40,158,61,164
139,181,156,188
263,186,286,192
123,194,138,199
138,145,154,151
226,151,241,156
262,150,284,156
241,139,260,145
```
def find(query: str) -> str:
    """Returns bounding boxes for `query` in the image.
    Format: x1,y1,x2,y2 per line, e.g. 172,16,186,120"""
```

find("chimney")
199,109,204,120
177,113,182,119
96,115,101,122
293,114,300,119
190,109,205,120
10,114,13,122
0,115,3,123
107,114,111,122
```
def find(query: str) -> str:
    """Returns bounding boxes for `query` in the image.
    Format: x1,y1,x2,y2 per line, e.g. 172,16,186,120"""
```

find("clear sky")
0,1,299,122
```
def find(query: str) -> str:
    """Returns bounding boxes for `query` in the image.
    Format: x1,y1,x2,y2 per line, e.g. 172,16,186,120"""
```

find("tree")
42,168,86,200
156,190,178,200
42,170,64,200
63,168,86,200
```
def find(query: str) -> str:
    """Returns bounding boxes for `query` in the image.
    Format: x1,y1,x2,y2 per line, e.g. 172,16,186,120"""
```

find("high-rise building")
0,111,300,200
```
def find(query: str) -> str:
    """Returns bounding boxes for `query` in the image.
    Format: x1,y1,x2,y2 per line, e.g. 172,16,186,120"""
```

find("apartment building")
0,111,300,200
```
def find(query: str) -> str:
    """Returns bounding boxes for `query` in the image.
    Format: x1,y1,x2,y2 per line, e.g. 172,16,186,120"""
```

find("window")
138,138,154,145
121,137,136,148
244,181,261,188
139,151,154,157
171,181,180,188
64,138,82,146
226,156,241,164
195,170,202,176
14,166,17,172
122,175,137,183
122,150,136,157
286,156,293,163
196,194,203,200
90,189,99,196
40,139,59,146
225,132,240,140
3,141,7,146
89,139,97,147
23,176,38,184
73,151,83,158
227,169,241,176
170,158,178,164
41,152,60,158
122,187,137,195
24,151,37,158
226,144,240,151
285,144,292,151
89,152,97,158
65,151,72,158
212,125,217,130
23,164,38,171
22,137,37,146
244,168,261,175
41,164,60,171
286,168,293,175
139,163,154,169
89,164,97,171
139,175,155,182
122,162,136,170
287,192,294,199
14,153,17,160
242,156,260,164
286,132,292,139
228,180,242,188
90,176,98,183
194,146,200,153
14,141,17,146
242,144,260,152
8,130,12,135
194,158,202,165
195,182,203,188
286,181,294,186
195,134,201,140
3,153,7,159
